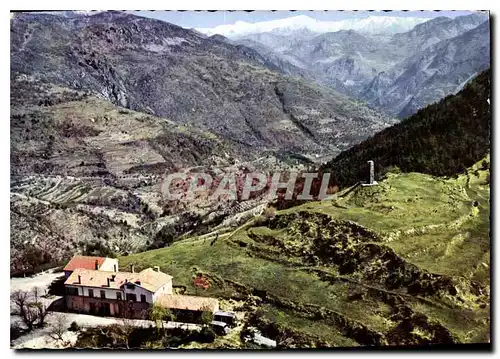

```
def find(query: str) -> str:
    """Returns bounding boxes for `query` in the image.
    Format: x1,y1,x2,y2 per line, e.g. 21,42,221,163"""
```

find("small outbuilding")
214,310,237,327
156,294,219,323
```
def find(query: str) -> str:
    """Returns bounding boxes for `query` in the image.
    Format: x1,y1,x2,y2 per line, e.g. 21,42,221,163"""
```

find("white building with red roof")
63,255,219,319
63,255,118,278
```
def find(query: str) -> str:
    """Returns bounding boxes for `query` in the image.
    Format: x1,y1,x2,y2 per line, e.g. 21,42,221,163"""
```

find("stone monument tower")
361,160,377,186
368,160,375,185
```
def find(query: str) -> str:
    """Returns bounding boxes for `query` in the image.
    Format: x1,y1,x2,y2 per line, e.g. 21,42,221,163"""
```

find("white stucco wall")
123,283,154,303
66,285,123,300
100,258,119,272
152,280,173,302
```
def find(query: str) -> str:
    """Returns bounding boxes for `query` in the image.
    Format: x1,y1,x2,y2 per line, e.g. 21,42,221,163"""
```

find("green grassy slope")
120,158,490,347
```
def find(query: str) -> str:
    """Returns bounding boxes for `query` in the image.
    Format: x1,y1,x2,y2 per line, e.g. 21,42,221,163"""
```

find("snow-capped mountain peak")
196,15,432,38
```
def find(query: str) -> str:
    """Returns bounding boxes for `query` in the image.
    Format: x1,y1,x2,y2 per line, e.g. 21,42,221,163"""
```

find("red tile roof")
64,268,172,292
63,255,106,272
156,294,219,312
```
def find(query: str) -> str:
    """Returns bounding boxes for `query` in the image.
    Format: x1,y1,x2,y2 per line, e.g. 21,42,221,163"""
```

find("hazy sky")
130,10,478,29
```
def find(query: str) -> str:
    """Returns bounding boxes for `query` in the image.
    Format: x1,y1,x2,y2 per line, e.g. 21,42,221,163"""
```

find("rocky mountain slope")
363,21,490,117
11,80,234,179
11,11,394,159
232,13,489,117
388,13,489,57
286,30,392,96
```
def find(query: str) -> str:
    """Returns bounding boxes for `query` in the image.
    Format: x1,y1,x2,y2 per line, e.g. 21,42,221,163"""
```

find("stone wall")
65,295,149,319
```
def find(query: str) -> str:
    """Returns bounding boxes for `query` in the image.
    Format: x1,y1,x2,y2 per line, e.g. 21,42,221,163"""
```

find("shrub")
69,321,80,332
193,274,211,290
82,240,116,258
198,327,216,343
262,206,276,220
386,165,402,174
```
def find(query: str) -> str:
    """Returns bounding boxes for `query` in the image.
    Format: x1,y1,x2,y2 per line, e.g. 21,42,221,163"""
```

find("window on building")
88,289,94,298
126,293,137,302
100,290,106,299
116,292,122,301
140,294,147,303
65,287,79,296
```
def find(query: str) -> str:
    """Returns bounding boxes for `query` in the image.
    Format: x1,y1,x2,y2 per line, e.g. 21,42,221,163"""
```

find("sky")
130,10,477,29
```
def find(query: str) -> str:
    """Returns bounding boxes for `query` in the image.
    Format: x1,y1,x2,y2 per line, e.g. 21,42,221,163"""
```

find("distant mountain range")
11,11,395,163
197,15,430,37
223,13,489,118
363,20,491,118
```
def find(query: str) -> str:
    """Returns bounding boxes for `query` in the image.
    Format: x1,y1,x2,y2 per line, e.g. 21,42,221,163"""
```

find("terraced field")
120,159,490,347
10,172,270,275
10,172,169,267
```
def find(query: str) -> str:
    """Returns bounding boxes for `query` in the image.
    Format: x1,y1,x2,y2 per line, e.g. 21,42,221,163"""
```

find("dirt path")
10,269,62,293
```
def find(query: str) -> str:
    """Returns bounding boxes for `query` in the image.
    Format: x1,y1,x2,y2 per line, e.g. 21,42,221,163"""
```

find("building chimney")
153,266,160,272
95,259,99,270
77,275,81,284
130,264,135,273
107,278,111,287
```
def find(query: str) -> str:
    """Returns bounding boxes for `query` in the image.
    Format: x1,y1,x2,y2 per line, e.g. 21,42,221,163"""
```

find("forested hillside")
323,69,491,187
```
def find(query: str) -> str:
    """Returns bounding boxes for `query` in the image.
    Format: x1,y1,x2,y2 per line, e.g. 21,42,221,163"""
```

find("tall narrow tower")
361,160,377,187
368,160,374,185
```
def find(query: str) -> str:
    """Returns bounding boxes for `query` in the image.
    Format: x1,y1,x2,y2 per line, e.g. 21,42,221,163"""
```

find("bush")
152,226,176,248
82,240,116,258
10,323,23,341
386,165,402,174
262,206,276,219
481,173,490,185
198,327,216,343
69,321,80,332
254,215,267,226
